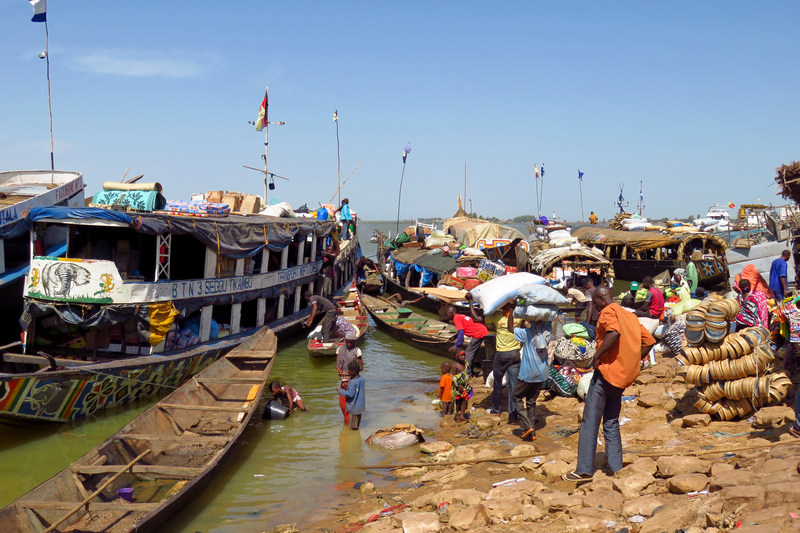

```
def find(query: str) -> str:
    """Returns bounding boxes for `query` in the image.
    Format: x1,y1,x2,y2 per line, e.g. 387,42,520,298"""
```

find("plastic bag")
469,272,547,314
513,304,559,322
576,370,594,399
517,283,569,306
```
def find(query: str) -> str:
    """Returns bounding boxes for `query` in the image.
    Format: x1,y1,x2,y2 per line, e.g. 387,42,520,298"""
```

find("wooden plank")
22,501,159,512
72,464,201,477
2,353,94,367
158,403,248,412
195,377,265,384
116,433,229,445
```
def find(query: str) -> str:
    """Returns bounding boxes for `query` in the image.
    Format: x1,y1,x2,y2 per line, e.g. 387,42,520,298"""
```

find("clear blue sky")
2,1,798,221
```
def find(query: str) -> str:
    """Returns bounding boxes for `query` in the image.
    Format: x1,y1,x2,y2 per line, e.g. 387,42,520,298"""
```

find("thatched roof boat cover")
528,246,612,274
443,216,526,248
573,226,727,253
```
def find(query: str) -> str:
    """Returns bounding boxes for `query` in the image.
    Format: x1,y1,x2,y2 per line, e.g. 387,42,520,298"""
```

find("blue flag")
540,164,545,178
578,170,584,181
29,0,46,22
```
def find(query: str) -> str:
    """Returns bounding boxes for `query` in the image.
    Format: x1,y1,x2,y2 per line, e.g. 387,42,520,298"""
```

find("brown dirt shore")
274,355,800,532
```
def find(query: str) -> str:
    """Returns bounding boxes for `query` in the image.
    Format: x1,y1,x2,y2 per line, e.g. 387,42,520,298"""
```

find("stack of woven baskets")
678,298,792,421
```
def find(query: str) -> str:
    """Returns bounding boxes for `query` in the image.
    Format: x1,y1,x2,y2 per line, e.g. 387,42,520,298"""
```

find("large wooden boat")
573,226,729,287
307,288,369,356
0,170,85,344
0,326,277,533
527,245,615,287
361,293,483,359
0,206,358,422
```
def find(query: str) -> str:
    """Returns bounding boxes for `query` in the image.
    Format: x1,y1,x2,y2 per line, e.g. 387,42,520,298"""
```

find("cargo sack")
552,336,596,368
545,365,579,397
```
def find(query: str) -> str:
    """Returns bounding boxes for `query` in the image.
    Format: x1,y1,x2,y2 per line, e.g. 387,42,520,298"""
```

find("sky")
2,1,799,222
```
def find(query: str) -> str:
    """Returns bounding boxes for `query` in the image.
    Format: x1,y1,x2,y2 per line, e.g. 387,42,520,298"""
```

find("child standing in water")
451,351,472,423
437,362,453,415
338,361,365,429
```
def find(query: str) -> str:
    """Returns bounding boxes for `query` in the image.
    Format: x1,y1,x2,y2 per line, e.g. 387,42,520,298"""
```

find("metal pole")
336,110,341,207
264,85,269,207
44,18,54,174
464,161,467,205
579,179,585,222
396,162,407,235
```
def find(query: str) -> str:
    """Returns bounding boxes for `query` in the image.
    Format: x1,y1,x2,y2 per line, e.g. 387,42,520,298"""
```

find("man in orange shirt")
564,286,656,481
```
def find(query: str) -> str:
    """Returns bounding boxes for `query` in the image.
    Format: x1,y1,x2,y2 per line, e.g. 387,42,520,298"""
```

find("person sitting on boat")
734,279,769,331
589,211,598,225
304,291,339,343
336,333,363,424
333,314,358,339
354,256,377,293
634,276,664,320
448,301,488,378
620,281,639,308
334,198,354,240
270,381,306,414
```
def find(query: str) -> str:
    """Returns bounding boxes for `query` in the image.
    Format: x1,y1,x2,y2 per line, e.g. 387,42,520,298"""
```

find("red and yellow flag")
255,91,268,131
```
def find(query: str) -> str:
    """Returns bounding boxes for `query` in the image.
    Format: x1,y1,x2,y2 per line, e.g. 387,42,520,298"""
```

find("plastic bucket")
263,400,289,420
117,488,134,502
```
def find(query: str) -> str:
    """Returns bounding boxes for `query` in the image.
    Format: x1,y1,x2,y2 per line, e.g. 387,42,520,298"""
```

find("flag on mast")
333,110,338,122
578,169,584,181
541,164,545,177
255,91,268,131
402,143,411,163
534,165,540,179
29,0,46,22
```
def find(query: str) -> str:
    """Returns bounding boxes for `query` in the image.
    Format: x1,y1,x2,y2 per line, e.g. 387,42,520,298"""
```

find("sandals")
562,471,593,482
521,428,537,441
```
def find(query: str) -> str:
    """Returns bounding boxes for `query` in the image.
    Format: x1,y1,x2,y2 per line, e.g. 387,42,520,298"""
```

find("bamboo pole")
43,449,152,533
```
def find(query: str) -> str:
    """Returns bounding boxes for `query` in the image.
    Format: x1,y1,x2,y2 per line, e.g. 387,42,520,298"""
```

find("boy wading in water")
338,361,365,429
452,351,472,423
438,362,453,415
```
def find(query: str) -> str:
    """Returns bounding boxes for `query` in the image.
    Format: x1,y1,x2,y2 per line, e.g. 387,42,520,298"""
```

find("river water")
0,223,451,532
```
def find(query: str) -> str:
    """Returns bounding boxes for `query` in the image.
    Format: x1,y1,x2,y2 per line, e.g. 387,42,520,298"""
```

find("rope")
78,369,180,390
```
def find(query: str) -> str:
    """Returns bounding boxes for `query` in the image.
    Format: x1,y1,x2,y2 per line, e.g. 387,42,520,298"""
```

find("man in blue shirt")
769,250,791,301
512,321,550,441
335,198,353,240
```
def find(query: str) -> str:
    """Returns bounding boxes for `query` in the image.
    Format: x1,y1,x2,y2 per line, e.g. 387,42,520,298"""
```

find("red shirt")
453,314,488,339
648,287,664,318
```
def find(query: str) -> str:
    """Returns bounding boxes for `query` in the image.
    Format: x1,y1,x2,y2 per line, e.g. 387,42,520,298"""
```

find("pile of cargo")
678,298,792,420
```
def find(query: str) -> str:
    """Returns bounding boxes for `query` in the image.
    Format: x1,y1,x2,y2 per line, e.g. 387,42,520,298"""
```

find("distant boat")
0,170,84,344
369,230,380,243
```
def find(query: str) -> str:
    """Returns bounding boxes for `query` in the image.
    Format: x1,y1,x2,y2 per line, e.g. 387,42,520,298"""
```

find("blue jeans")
507,362,520,419
491,350,520,414
576,371,624,475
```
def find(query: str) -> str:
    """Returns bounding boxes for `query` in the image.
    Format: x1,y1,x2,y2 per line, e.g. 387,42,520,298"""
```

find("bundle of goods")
163,200,230,217
469,272,557,315
678,298,792,420
608,212,632,230
91,182,166,212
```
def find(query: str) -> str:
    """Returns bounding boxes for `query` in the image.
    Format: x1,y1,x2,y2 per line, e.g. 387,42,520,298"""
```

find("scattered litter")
619,416,632,426
530,456,544,464
622,395,636,402
629,515,645,523
547,427,579,439
687,490,709,497
746,416,755,423
790,512,799,519
492,477,526,488
605,521,618,528
253,474,265,477
721,453,736,459
712,430,751,438
437,502,449,515
367,503,408,522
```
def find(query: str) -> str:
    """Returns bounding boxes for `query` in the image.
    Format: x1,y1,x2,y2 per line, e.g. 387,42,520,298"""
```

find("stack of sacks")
164,200,230,217
678,299,792,420
469,272,553,314
547,229,578,248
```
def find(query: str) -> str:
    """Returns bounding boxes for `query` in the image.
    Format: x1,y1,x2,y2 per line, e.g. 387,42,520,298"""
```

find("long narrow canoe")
0,327,277,533
361,294,483,359
307,288,370,356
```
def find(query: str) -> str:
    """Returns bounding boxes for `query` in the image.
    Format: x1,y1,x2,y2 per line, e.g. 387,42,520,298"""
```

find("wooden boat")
0,170,85,344
573,226,729,287
307,288,369,356
361,293,483,359
0,326,277,533
527,245,615,287
0,205,358,422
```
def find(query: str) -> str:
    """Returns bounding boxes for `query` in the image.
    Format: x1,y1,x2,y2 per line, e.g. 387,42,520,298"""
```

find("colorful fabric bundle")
780,300,800,343
164,201,231,217
545,365,584,396
92,190,165,212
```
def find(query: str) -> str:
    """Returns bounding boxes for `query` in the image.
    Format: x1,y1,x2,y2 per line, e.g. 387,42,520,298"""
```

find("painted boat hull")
361,294,482,359
0,327,277,533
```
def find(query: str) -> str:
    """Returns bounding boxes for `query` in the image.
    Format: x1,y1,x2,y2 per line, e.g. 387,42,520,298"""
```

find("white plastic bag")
470,272,546,314
576,370,594,399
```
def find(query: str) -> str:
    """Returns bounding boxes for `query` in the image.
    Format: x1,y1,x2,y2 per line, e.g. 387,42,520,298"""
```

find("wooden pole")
262,85,269,205
336,111,341,207
579,176,585,222
396,161,407,235
328,162,362,204
43,449,152,533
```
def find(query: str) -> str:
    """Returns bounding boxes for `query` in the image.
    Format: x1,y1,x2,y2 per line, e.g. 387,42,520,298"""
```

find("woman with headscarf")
734,278,769,330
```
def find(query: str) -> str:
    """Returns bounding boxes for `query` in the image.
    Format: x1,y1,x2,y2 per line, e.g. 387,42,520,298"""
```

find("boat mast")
262,86,269,203
638,180,645,216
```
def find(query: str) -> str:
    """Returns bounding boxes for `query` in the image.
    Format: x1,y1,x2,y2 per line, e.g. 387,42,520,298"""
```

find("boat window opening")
168,234,206,281
287,240,300,268
217,255,237,277
250,252,263,274
67,226,156,281
3,234,31,271
263,297,278,324
211,304,233,338
240,298,259,329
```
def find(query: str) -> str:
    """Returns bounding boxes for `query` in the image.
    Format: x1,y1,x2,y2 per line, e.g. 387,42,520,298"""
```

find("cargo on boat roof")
573,226,728,254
